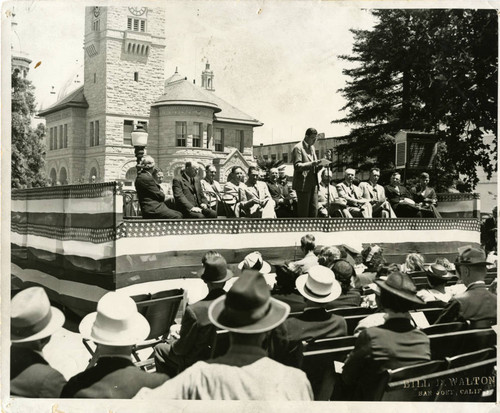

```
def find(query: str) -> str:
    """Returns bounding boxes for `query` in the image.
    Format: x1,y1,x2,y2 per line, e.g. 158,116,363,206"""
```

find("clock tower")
83,6,166,181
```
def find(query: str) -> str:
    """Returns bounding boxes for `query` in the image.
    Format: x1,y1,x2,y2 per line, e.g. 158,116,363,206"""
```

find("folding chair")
421,321,467,335
428,328,496,359
329,307,374,317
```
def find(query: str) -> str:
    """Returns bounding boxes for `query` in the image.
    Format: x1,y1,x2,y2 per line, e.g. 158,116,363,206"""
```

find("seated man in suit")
61,292,168,398
135,155,183,219
410,172,441,218
11,287,67,398
267,167,294,218
200,164,222,213
435,246,497,328
359,168,396,218
136,271,313,400
244,166,276,218
384,172,420,218
154,252,233,376
340,271,430,400
336,169,373,218
173,161,217,219
318,169,352,218
271,265,347,367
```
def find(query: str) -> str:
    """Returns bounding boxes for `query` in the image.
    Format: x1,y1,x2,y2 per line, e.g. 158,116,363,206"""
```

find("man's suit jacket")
172,172,208,213
291,140,319,193
135,170,169,218
359,181,387,203
267,181,291,205
384,184,414,207
336,182,366,206
435,282,497,328
326,289,362,309
61,357,168,398
11,347,67,398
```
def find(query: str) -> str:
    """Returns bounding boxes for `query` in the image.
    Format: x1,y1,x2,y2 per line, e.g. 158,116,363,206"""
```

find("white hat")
238,251,272,274
79,292,150,346
295,265,342,303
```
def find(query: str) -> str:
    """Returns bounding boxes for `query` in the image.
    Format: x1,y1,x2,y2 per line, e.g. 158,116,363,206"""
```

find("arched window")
125,167,137,182
89,167,98,183
59,167,68,185
49,168,57,186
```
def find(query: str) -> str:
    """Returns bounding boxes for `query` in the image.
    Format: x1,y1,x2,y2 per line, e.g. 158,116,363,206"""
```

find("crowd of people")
10,236,496,400
134,128,444,219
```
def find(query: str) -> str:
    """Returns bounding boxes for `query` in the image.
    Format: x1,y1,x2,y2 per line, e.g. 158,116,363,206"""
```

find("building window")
282,153,288,163
54,126,58,149
64,124,68,148
59,125,63,149
95,120,100,146
90,121,94,146
137,120,148,131
214,128,224,152
192,122,202,148
92,19,100,31
134,72,139,82
263,154,269,160
127,17,146,32
176,121,187,147
123,120,133,145
206,124,212,148
271,154,277,161
49,128,53,150
237,130,244,153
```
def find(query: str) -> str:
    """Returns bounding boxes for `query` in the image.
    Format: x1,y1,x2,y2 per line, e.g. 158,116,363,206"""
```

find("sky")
9,1,377,144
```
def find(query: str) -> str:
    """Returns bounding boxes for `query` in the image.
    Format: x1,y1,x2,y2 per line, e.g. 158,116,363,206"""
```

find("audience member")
410,172,441,218
154,252,233,376
416,263,456,306
327,260,362,308
384,172,420,217
172,162,217,219
287,234,319,274
359,168,396,218
267,167,294,218
272,265,307,313
317,245,342,269
61,292,168,398
135,271,313,400
340,271,429,400
318,169,352,218
244,166,276,218
238,251,272,274
10,287,67,398
224,166,255,217
435,246,497,328
336,169,373,218
135,155,183,219
400,253,425,273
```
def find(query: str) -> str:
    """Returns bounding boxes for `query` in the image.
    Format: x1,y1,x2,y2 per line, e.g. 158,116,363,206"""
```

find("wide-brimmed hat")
238,251,272,275
208,270,290,334
375,271,424,305
425,263,456,282
198,256,234,283
11,287,65,343
79,292,150,346
455,245,489,266
295,265,342,303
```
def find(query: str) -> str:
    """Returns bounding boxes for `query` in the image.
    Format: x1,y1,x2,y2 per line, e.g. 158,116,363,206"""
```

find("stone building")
38,6,261,185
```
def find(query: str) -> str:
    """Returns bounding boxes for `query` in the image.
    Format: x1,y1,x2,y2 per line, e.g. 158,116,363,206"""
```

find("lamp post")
131,123,149,167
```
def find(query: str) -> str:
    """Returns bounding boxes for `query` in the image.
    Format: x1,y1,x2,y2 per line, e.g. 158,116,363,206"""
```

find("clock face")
128,7,147,16
93,6,100,17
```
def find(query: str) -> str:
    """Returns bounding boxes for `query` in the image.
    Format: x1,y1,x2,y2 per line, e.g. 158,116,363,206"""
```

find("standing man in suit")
11,287,67,398
61,292,168,398
336,169,373,218
359,168,396,218
384,172,421,217
154,252,233,376
173,161,217,219
292,128,328,217
135,155,183,219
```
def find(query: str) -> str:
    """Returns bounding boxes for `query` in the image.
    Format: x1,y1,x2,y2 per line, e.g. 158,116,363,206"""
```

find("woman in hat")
341,271,430,400
326,260,362,309
416,263,457,305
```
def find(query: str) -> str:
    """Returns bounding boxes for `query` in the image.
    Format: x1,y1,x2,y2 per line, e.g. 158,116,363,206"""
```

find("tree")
333,9,497,190
11,70,47,188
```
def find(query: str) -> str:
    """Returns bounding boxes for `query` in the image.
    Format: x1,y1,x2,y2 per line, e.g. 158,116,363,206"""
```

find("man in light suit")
292,128,328,217
11,287,68,398
173,161,217,219
336,169,373,218
359,167,396,218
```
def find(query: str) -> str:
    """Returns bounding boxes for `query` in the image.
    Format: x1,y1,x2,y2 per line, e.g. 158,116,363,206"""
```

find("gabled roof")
207,91,263,127
38,85,88,117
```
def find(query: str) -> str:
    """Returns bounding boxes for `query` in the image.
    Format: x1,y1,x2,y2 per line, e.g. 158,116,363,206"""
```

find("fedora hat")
295,265,342,303
79,292,150,346
238,251,272,275
11,287,65,343
198,255,234,283
425,263,456,282
456,245,489,266
209,270,290,334
375,271,424,305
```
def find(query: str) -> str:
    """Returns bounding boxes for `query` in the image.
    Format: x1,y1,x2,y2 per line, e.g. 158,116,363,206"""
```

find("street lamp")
131,123,148,166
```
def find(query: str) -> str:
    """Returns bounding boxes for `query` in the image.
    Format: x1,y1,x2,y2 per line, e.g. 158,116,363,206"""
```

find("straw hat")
425,263,456,282
238,251,272,274
11,287,65,343
79,292,150,346
295,265,342,303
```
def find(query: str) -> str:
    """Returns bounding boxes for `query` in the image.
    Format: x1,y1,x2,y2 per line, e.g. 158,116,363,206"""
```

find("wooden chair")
428,328,496,360
209,329,230,359
344,314,370,335
445,347,496,368
421,321,467,335
329,307,374,317
413,307,444,324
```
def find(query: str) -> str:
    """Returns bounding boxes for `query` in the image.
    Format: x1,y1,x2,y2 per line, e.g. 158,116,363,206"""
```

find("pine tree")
333,9,497,190
11,70,47,188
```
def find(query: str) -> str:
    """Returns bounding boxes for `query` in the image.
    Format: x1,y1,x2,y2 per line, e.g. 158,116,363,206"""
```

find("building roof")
38,85,88,116
207,91,263,127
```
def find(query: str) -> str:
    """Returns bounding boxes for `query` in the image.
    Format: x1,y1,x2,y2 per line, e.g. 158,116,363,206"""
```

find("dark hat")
11,287,65,343
456,245,489,266
375,271,424,305
199,256,234,283
208,270,290,334
332,259,355,280
425,263,456,282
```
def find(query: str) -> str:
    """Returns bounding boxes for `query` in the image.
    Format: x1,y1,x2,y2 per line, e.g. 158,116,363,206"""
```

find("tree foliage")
333,9,497,190
12,70,47,188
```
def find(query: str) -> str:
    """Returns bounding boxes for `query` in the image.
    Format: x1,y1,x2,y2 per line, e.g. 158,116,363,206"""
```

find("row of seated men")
10,241,496,400
134,155,441,219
